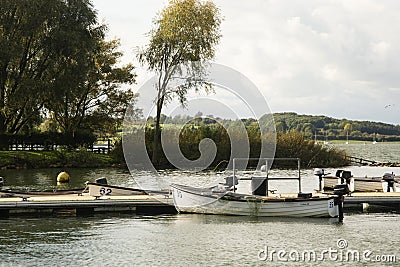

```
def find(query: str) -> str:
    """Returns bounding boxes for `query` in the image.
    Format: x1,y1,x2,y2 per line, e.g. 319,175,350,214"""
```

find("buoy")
57,172,70,183
260,165,267,172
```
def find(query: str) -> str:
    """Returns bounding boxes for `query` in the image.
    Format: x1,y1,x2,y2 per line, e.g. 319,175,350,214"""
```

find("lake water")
334,142,400,163
0,144,399,266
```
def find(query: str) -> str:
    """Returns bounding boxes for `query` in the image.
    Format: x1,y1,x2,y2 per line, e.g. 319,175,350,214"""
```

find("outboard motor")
314,168,324,191
314,168,324,177
333,183,349,222
224,176,238,189
382,173,395,192
335,170,344,177
251,177,267,196
333,184,350,196
341,171,352,184
0,177,3,186
95,177,108,185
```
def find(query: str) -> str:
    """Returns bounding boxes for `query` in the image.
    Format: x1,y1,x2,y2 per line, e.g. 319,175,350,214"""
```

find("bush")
275,131,348,167
118,126,348,169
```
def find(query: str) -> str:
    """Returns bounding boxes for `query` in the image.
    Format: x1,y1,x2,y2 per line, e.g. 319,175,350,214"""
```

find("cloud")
93,0,400,125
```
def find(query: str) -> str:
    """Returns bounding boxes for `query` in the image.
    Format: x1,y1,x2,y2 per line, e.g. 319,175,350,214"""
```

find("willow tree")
138,0,222,165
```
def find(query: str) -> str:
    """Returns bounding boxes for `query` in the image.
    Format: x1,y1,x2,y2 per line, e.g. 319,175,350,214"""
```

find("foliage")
45,38,137,134
0,0,136,136
0,0,98,133
109,138,125,163
275,130,348,168
120,123,348,169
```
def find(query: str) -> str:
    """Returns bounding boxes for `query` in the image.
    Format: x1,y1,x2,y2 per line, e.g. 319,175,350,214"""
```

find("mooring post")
338,196,344,222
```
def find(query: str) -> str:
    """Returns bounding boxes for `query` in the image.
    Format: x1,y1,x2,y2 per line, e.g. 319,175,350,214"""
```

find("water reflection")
0,212,399,266
174,213,342,225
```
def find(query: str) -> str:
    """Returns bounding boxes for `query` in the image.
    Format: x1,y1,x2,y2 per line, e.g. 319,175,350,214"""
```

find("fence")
7,139,114,154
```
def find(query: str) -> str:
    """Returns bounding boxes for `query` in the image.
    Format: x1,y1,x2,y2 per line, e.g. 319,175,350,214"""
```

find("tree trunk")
151,96,163,167
0,63,8,134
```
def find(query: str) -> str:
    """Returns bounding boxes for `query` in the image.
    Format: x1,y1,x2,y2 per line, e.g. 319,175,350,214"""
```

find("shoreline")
0,151,120,170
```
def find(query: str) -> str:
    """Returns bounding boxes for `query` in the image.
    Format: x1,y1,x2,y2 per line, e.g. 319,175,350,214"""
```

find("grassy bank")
0,150,118,169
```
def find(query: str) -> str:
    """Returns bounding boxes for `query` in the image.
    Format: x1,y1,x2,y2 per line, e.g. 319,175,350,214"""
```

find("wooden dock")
0,193,177,217
344,192,400,207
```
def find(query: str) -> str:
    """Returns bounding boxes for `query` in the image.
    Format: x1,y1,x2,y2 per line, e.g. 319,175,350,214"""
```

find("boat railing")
232,158,301,196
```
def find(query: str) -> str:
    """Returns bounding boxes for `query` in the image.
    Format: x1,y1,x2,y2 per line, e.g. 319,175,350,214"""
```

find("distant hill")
273,112,400,141
152,112,400,142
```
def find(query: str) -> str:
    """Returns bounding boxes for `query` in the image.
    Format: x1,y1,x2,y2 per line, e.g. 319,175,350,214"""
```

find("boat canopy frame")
232,158,302,196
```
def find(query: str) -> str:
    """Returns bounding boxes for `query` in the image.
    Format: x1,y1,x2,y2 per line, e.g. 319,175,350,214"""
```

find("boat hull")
322,177,341,190
87,183,147,197
171,184,339,218
323,176,388,192
353,178,383,192
0,188,86,197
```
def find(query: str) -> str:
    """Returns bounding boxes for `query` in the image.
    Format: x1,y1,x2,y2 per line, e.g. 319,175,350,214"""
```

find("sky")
92,0,400,125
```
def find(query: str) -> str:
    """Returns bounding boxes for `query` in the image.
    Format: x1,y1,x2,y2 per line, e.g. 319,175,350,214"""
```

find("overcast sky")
92,0,400,125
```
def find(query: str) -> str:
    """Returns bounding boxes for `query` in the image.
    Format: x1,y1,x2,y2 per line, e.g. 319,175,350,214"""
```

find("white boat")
171,158,346,219
372,133,377,144
171,184,341,218
353,177,385,192
321,176,343,190
321,176,382,192
0,188,86,198
87,178,147,197
315,169,400,192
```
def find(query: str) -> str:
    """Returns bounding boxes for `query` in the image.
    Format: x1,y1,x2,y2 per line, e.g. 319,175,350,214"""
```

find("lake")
0,143,399,266
334,142,400,163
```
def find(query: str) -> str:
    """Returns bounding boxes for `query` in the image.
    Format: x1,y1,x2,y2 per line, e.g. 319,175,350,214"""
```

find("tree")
0,0,136,138
0,0,58,134
0,0,104,134
138,0,222,166
45,38,136,135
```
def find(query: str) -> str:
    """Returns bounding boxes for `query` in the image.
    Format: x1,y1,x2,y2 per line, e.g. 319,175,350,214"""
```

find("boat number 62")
100,188,112,195
177,190,182,198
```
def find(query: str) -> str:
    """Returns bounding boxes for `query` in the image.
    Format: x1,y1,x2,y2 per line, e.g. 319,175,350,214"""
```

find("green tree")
0,0,104,134
0,0,58,133
0,0,137,138
138,0,222,166
45,38,136,135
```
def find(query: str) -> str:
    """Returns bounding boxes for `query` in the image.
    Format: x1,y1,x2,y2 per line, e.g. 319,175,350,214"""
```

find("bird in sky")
384,104,395,108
